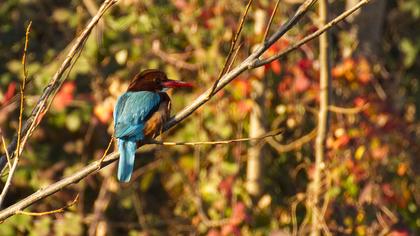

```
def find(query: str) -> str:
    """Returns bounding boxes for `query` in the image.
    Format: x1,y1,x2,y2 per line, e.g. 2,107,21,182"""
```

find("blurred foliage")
0,0,419,235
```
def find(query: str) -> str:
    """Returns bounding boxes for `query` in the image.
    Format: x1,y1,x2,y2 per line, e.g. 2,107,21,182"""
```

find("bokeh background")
0,0,419,235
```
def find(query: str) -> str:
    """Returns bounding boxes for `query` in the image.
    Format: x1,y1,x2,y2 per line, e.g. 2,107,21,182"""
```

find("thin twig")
328,103,369,114
15,194,79,217
0,135,11,170
98,136,114,167
41,36,87,124
206,0,254,99
225,43,243,76
16,20,32,159
267,128,317,153
0,21,32,207
262,0,281,42
148,128,282,146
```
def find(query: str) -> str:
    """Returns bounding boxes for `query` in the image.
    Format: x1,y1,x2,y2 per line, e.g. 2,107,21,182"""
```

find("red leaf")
2,82,16,104
174,0,188,10
292,67,310,93
298,58,313,72
219,176,234,199
221,224,240,236
277,75,292,95
230,202,247,226
207,229,221,236
52,82,75,111
270,60,282,74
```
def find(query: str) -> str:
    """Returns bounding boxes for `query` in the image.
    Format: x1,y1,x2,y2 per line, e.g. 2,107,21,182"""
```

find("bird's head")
127,69,193,92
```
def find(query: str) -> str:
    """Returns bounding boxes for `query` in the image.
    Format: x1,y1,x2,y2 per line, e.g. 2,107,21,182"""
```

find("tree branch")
206,0,254,99
267,128,317,153
149,128,282,146
328,103,369,114
0,21,32,207
15,194,78,217
310,0,331,235
262,0,281,42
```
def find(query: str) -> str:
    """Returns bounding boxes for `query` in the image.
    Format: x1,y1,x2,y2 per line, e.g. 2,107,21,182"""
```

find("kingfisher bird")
113,69,192,182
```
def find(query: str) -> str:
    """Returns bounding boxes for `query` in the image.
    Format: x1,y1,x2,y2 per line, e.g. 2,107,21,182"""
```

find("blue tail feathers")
117,140,137,182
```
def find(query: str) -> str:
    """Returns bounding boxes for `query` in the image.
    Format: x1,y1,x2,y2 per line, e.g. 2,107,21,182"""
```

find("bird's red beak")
162,79,193,88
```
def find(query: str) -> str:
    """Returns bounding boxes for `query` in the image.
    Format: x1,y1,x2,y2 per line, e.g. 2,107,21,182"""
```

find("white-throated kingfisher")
113,69,192,182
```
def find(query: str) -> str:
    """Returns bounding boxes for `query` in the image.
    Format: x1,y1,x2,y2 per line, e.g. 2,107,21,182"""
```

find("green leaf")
400,38,419,68
65,112,81,132
140,171,155,191
220,161,239,175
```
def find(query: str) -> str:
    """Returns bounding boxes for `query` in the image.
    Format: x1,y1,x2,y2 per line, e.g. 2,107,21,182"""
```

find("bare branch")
98,136,114,167
0,134,11,170
267,128,317,153
310,0,331,234
206,0,254,99
262,0,281,42
328,103,369,114
0,21,32,207
15,194,79,217
149,128,282,146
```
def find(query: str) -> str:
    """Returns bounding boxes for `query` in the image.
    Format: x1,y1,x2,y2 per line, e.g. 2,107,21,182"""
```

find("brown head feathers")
127,69,193,92
127,69,168,92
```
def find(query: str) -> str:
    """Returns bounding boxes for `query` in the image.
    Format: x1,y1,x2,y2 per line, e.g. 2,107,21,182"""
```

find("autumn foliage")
0,0,418,235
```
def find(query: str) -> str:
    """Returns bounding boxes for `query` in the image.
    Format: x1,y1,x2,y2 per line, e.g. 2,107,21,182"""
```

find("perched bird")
113,69,192,182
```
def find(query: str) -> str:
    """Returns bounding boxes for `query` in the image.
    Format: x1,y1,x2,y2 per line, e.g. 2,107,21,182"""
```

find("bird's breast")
143,93,171,138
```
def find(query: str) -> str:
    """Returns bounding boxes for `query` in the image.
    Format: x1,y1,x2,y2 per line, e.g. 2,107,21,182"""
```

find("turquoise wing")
113,91,161,141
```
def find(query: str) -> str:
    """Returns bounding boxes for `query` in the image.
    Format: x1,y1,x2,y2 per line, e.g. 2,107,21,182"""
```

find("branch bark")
0,21,32,207
310,0,331,235
246,79,266,197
